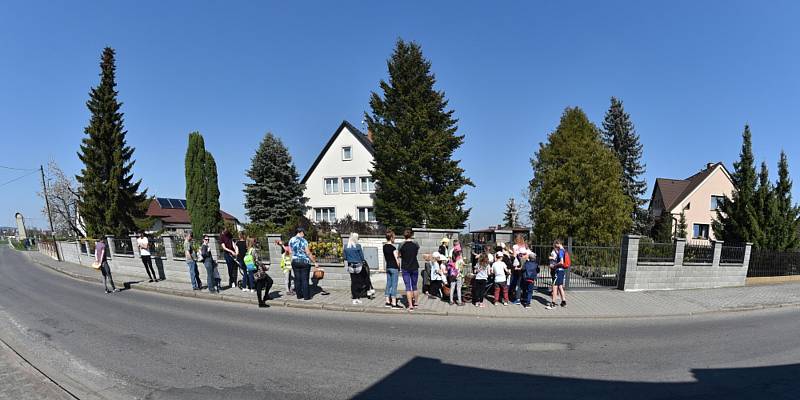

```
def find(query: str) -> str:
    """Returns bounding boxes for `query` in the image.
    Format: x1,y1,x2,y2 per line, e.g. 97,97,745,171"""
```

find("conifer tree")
185,132,222,238
503,198,519,228
651,214,674,242
244,132,307,226
771,151,800,250
365,39,473,230
76,47,148,237
676,211,688,239
529,107,631,244
713,126,761,244
601,97,648,234
753,162,778,248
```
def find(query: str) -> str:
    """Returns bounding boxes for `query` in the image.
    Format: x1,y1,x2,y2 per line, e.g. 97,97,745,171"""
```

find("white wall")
303,126,376,222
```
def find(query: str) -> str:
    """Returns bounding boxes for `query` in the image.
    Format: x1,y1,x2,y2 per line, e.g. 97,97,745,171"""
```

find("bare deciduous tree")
37,161,84,237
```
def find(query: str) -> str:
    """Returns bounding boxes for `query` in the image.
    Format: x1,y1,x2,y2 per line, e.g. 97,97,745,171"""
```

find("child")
429,252,446,300
492,251,509,305
448,250,465,305
275,239,294,296
472,254,490,307
422,253,433,295
520,250,538,308
546,240,567,310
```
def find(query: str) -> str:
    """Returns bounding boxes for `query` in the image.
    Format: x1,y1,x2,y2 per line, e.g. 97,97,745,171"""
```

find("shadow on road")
352,357,798,400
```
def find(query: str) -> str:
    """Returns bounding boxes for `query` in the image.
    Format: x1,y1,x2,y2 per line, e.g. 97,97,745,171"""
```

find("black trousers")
430,280,444,299
472,279,487,304
141,255,156,280
255,274,274,305
350,270,367,299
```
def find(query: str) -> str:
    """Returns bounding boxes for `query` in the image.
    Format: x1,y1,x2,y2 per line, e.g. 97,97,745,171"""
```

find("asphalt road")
1,246,799,400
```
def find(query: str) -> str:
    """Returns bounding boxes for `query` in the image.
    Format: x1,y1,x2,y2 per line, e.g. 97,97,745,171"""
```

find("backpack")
562,250,571,268
523,261,539,283
243,248,257,272
447,262,459,282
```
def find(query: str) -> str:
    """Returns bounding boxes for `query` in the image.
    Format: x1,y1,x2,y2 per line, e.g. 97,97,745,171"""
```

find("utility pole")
40,165,61,261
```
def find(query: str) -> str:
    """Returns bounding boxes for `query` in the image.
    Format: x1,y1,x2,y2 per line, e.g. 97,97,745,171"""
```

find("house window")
342,146,352,161
342,177,357,193
360,176,375,193
314,208,336,223
693,224,710,240
358,207,376,222
710,195,725,210
324,178,338,194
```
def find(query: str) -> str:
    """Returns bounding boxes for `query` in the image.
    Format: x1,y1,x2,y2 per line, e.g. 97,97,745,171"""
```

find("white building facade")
301,121,377,224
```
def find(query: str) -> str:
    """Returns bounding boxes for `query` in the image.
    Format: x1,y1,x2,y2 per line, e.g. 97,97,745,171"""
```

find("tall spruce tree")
651,214,674,242
244,132,307,226
365,39,473,230
601,97,648,234
529,107,631,244
771,151,800,250
76,47,148,238
185,132,223,238
713,125,761,244
753,162,777,248
503,198,519,228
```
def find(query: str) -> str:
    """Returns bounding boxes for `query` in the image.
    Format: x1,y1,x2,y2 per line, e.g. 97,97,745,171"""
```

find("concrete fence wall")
618,235,752,291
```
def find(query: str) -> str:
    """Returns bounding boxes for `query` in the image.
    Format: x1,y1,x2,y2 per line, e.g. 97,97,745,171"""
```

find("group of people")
96,228,570,311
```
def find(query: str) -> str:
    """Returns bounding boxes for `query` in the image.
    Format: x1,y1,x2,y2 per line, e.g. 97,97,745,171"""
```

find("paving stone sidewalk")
25,251,800,319
0,339,75,400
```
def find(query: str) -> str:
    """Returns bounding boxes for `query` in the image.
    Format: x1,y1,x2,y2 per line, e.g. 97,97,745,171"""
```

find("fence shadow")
352,357,798,400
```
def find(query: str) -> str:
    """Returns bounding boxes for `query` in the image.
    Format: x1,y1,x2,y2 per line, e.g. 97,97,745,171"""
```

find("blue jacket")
344,244,365,264
523,260,539,280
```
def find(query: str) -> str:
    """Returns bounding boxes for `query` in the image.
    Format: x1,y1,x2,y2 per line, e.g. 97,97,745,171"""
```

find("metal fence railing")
113,238,134,256
172,237,188,259
720,245,746,265
684,240,713,264
149,237,166,258
527,242,620,289
256,238,271,263
747,248,800,277
637,240,676,263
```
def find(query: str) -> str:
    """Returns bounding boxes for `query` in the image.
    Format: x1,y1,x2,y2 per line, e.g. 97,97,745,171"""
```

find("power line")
0,170,39,188
0,165,38,172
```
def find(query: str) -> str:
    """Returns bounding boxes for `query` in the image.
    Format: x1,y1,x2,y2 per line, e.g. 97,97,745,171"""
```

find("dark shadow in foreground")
351,357,798,400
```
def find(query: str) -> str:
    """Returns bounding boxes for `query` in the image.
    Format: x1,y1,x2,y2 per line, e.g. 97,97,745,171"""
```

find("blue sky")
2,1,799,231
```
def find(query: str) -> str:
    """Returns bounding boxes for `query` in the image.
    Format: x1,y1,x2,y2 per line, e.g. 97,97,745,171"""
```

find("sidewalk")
25,250,800,319
0,338,74,400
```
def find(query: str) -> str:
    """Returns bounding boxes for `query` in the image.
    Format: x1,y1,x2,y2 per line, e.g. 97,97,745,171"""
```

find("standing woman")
220,229,239,289
344,233,367,305
250,237,273,308
236,232,253,292
287,227,317,301
200,235,219,293
137,232,157,282
398,229,421,310
95,237,118,293
382,230,402,309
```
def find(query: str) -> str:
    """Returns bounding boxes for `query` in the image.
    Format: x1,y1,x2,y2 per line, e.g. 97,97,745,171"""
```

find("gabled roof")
146,199,238,225
300,120,374,184
653,162,732,212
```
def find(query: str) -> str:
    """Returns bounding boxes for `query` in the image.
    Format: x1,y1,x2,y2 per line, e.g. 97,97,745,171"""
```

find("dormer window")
342,146,352,161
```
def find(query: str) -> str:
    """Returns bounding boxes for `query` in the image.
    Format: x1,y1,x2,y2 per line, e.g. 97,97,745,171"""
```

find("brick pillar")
711,240,723,267
674,238,686,266
105,235,116,258
266,234,283,265
742,242,753,270
130,235,140,258
162,235,175,261
618,234,641,290
207,234,220,260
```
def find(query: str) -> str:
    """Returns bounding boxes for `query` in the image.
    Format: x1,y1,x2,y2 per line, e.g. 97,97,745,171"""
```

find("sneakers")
384,302,392,308
561,300,567,307
391,304,404,310
367,289,376,296
502,302,509,306
352,299,363,305
523,304,530,309
113,288,120,292
105,290,111,294
479,303,486,308
511,300,521,305
545,302,556,310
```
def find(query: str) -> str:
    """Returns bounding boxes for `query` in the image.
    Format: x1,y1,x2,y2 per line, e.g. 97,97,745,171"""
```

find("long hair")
347,232,359,248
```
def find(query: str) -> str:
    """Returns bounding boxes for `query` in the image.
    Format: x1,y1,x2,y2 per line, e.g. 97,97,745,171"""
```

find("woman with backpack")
248,238,273,308
200,235,219,293
448,250,465,305
344,233,368,305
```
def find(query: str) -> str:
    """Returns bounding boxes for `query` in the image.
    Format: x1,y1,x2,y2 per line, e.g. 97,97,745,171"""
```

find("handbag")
91,261,102,269
312,267,325,280
254,264,270,281
346,262,363,274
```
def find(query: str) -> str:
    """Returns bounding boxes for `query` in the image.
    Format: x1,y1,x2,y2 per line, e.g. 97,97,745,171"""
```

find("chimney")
706,162,715,170
367,128,374,143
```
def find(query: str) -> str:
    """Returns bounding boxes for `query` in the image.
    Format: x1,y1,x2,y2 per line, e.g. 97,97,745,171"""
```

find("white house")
301,121,377,224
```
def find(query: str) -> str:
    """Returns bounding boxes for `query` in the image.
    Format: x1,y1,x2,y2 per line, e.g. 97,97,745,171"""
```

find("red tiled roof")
145,199,238,225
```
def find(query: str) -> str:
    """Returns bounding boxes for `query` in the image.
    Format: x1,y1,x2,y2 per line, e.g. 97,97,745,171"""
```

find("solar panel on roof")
156,198,172,209
178,199,187,209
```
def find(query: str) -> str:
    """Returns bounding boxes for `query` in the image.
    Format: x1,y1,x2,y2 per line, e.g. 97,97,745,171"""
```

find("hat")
496,251,504,258
432,251,442,260
440,237,450,244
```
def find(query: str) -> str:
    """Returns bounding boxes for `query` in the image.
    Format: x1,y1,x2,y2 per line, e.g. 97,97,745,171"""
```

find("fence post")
618,235,640,290
130,234,140,258
162,235,175,261
266,234,282,265
711,240,723,267
207,234,220,260
105,235,116,257
742,242,753,271
674,238,686,266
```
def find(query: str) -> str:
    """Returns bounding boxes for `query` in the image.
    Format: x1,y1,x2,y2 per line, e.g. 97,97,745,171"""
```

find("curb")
23,251,800,320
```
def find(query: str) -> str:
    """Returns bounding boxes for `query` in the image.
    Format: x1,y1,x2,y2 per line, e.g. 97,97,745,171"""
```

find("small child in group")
275,239,294,296
422,253,433,295
491,251,509,305
472,254,490,307
448,250,465,305
429,252,446,300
